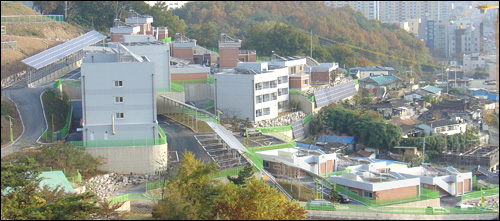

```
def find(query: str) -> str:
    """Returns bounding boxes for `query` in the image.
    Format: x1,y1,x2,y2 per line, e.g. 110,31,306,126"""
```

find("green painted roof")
363,75,402,85
39,171,75,193
421,85,442,94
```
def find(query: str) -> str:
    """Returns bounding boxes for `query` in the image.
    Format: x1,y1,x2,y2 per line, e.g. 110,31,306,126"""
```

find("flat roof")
22,30,106,69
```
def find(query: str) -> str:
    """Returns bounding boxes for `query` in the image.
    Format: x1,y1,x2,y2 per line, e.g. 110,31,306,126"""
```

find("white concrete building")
415,119,467,136
80,43,168,174
81,43,159,142
463,53,497,72
214,63,289,122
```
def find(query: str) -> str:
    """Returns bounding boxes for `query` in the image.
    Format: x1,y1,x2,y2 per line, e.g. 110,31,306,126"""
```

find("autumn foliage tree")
152,152,307,220
209,178,307,220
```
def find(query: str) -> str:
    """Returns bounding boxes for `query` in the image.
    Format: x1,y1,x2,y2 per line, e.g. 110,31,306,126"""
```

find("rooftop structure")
38,171,75,194
441,145,499,172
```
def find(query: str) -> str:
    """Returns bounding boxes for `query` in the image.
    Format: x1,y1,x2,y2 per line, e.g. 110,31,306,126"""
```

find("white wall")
81,59,158,141
126,44,170,90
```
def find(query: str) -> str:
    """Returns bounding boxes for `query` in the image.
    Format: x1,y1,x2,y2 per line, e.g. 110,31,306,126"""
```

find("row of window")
255,80,277,90
255,107,270,117
256,93,277,103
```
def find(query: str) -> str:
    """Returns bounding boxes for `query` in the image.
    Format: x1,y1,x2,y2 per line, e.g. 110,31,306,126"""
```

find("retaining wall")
85,143,168,174
306,210,498,220
183,84,213,102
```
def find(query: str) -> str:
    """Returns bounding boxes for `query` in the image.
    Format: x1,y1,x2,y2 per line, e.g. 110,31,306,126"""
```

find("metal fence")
1,15,64,23
106,193,150,205
299,202,498,214
302,113,313,124
461,188,499,201
247,142,296,152
335,184,440,207
70,137,166,148
1,41,16,50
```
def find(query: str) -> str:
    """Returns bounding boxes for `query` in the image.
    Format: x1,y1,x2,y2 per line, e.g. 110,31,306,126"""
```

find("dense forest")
34,1,438,77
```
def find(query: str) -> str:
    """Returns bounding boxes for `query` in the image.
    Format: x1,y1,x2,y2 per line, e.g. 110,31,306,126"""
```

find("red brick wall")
111,33,125,42
327,160,333,173
458,181,463,194
464,178,471,193
375,185,418,200
311,71,330,82
173,47,194,64
219,47,239,68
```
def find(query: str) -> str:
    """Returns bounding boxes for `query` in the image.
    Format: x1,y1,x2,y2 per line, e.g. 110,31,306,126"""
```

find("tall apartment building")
325,1,453,23
214,63,289,122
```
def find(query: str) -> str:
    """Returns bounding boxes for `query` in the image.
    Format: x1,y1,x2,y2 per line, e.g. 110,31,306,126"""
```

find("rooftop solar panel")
22,30,106,69
292,120,305,139
314,81,357,108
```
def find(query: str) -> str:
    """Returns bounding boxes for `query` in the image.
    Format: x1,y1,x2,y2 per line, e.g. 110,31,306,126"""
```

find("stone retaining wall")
84,172,159,199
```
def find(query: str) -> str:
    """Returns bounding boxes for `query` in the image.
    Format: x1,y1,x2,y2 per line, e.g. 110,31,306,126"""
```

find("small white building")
214,63,289,122
415,119,467,136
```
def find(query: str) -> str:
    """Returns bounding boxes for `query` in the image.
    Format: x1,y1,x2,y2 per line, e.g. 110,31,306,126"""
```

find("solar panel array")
22,30,106,69
314,81,357,108
205,121,249,153
292,120,305,139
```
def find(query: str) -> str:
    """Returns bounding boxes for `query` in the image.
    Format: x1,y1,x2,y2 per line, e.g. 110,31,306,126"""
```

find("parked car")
337,193,352,204
240,128,262,137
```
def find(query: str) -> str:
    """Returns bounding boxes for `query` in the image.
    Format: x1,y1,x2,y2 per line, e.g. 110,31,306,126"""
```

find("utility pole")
9,116,13,142
51,114,54,142
422,137,426,164
64,1,67,20
310,29,313,58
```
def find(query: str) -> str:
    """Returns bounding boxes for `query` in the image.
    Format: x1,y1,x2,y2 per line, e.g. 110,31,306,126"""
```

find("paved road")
158,115,213,164
1,84,51,158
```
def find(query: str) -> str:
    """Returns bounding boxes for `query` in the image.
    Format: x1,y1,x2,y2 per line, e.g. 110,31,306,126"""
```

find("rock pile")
253,111,306,128
462,195,499,208
84,173,159,199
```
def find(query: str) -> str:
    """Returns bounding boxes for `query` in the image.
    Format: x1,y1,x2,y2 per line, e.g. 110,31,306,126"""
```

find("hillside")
173,1,438,75
1,2,83,80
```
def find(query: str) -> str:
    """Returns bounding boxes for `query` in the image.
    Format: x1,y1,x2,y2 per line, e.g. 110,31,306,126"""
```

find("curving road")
1,83,50,158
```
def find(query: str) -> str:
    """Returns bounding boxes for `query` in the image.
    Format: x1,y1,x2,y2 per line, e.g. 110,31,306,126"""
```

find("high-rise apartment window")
115,112,124,119
114,96,124,103
114,80,123,87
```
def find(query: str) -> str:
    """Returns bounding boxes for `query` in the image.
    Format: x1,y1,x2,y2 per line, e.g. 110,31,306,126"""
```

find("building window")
263,161,270,168
270,80,277,88
114,80,123,87
363,191,373,199
263,81,270,89
272,92,277,101
273,165,281,169
303,79,308,85
282,76,289,84
256,109,262,117
256,95,263,104
255,83,262,90
263,107,270,116
114,96,124,103
278,77,282,84
115,112,124,119
263,94,270,102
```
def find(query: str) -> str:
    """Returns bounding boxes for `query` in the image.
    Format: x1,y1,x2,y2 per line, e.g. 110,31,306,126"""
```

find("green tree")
152,152,221,220
1,158,119,220
209,178,307,220
227,165,254,186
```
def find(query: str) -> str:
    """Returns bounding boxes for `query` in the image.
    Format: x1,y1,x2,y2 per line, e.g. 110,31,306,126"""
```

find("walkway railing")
461,188,499,201
106,193,150,205
1,15,64,23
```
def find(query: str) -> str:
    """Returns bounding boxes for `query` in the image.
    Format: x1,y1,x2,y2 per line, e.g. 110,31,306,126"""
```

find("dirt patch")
1,37,63,79
1,96,23,148
1,2,40,16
